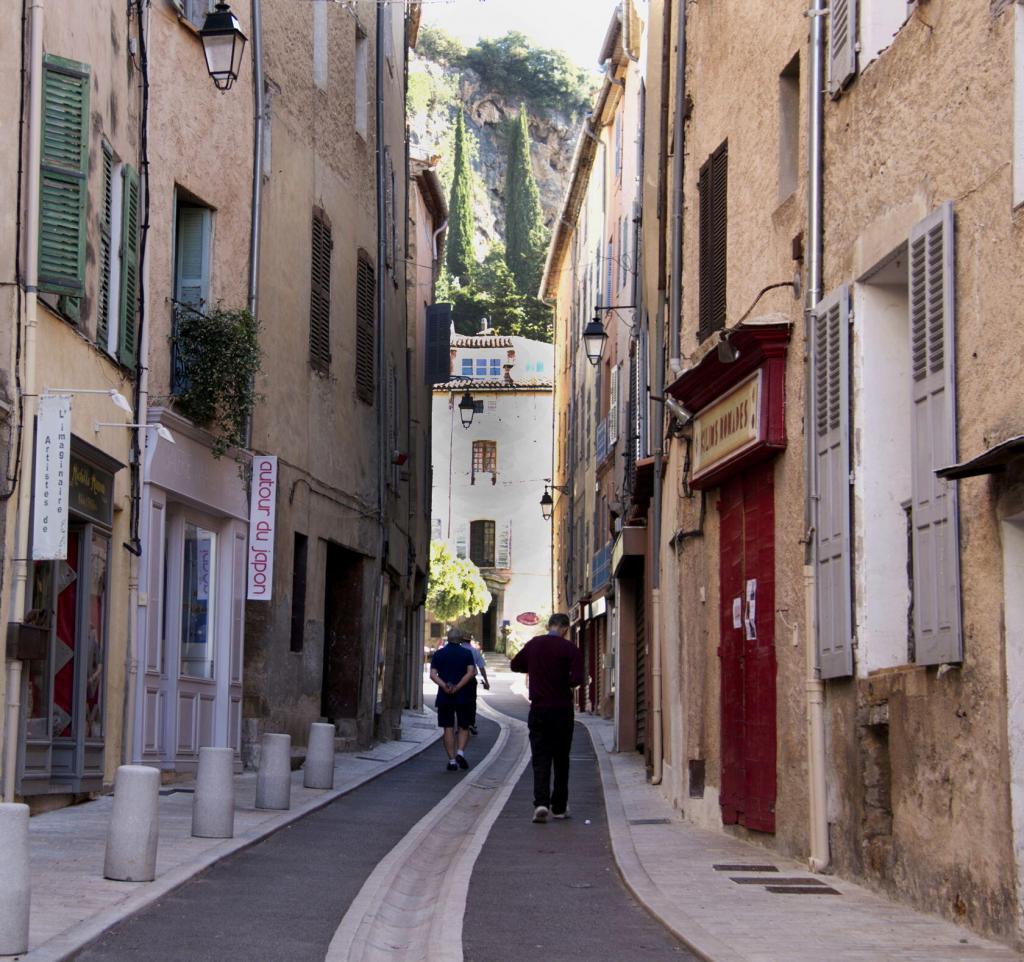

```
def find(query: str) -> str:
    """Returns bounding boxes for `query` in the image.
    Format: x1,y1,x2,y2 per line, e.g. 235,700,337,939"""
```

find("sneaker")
446,760,458,772
532,806,550,823
456,753,469,770
551,807,571,820
468,725,478,735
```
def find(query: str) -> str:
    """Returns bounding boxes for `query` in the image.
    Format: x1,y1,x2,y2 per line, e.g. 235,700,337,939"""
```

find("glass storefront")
180,523,216,680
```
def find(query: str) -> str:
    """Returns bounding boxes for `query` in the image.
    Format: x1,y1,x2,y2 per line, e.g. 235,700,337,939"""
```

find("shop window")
290,533,308,653
470,520,495,568
180,523,216,679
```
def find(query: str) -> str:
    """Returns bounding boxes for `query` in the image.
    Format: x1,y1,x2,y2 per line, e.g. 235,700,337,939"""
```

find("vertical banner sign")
32,395,71,560
247,455,277,600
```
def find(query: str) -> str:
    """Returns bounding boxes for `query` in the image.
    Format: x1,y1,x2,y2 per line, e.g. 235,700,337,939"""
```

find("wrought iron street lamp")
540,487,554,521
458,391,476,429
582,317,608,366
200,2,248,91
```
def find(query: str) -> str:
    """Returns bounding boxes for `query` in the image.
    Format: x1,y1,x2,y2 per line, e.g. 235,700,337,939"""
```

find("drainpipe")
805,0,829,873
3,0,44,803
247,0,265,320
650,293,665,785
370,0,388,732
668,0,686,376
431,218,447,262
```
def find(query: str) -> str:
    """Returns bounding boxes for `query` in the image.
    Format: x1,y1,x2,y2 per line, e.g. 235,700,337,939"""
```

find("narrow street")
69,663,689,962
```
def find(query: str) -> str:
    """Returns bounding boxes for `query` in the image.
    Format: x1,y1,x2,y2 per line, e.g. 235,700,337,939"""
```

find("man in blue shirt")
429,628,478,771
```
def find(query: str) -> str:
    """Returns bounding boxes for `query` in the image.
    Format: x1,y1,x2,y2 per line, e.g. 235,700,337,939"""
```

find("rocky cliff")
408,55,583,259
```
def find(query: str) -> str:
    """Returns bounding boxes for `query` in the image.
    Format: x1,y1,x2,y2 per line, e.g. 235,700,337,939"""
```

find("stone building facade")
547,0,1024,947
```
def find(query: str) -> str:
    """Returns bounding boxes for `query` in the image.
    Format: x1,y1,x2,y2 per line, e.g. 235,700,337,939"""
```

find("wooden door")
718,461,777,832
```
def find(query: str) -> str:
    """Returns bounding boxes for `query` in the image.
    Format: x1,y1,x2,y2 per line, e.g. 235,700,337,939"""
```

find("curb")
22,722,441,962
577,715,744,962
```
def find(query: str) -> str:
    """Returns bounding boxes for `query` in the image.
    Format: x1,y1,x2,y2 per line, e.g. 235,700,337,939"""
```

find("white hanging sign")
247,455,277,601
32,395,71,560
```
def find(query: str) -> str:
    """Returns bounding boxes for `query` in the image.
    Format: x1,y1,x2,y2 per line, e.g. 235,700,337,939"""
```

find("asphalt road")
76,711,500,962
464,673,693,962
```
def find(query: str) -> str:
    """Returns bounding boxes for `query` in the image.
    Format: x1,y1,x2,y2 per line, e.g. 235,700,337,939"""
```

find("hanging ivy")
172,304,263,459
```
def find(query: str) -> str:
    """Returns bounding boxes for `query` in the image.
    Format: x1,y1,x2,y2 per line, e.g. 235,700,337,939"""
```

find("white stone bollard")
303,723,336,790
191,747,235,839
0,803,30,956
255,733,291,810
104,765,160,882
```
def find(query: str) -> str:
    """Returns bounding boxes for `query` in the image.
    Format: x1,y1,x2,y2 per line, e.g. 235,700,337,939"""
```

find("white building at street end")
430,331,553,651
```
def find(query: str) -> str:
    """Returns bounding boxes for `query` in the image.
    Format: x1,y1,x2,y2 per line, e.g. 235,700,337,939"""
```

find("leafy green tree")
427,541,492,622
504,105,547,297
445,112,476,282
416,25,467,67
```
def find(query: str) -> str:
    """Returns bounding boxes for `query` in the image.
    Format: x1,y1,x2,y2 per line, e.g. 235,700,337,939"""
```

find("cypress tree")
446,112,476,282
504,104,546,296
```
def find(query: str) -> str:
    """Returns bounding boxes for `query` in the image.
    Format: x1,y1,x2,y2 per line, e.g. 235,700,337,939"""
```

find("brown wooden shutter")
698,141,728,342
355,253,376,404
309,209,332,373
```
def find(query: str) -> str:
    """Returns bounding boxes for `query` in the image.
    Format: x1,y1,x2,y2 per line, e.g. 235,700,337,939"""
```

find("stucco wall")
820,0,1022,938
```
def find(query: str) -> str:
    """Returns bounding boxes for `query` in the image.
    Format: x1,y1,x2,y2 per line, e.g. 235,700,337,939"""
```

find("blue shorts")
437,703,476,730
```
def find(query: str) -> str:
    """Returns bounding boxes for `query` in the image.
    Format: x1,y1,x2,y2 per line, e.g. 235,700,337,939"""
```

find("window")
430,622,443,639
355,253,375,404
472,440,497,484
698,141,728,342
354,28,369,138
310,208,332,373
39,55,90,306
490,358,502,377
179,0,211,29
778,55,800,201
172,200,212,393
469,520,496,568
830,0,914,95
462,359,473,377
290,533,308,653
1016,4,1024,207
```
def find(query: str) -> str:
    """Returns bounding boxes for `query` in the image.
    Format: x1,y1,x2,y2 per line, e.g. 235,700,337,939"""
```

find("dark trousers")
527,707,575,812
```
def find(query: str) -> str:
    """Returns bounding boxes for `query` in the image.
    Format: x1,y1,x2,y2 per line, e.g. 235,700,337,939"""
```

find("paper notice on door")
744,579,757,640
732,597,742,629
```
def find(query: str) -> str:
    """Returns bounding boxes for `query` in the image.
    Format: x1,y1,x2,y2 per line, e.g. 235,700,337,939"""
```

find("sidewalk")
18,709,438,962
580,715,1022,962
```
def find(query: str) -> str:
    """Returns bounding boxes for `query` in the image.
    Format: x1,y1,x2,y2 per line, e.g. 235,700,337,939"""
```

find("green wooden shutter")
118,165,141,367
96,143,114,347
39,55,90,297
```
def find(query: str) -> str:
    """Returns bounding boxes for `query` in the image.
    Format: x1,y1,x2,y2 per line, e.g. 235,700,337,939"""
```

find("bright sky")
421,0,620,72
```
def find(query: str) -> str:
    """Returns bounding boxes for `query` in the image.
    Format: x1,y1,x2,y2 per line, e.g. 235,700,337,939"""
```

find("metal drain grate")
354,755,389,762
766,885,840,895
159,787,194,796
628,817,672,825
731,877,826,886
713,864,778,872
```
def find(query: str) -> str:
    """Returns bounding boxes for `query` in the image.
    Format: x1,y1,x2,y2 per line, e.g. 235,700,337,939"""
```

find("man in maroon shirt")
510,613,584,823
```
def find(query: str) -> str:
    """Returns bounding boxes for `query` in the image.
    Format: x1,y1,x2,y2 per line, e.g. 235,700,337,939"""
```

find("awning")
936,436,1024,480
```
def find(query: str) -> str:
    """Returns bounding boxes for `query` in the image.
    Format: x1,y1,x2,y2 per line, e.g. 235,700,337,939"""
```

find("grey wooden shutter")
425,303,452,385
608,364,620,446
496,521,511,569
454,521,468,559
38,55,90,297
96,143,114,348
355,254,376,404
829,0,858,97
909,202,962,665
698,142,728,342
813,284,853,679
309,209,332,372
118,165,141,368
175,206,211,310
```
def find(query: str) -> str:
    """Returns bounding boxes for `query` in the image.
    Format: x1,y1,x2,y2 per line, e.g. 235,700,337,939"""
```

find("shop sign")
247,455,277,601
32,396,71,559
692,371,762,483
68,455,115,526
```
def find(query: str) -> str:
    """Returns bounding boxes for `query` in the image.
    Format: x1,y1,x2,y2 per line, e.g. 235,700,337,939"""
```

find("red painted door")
718,461,777,833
